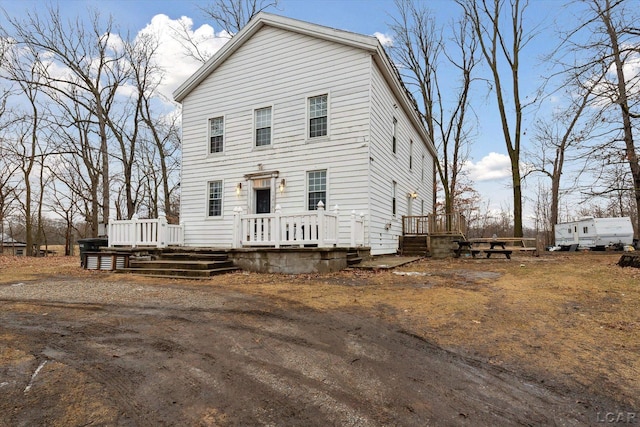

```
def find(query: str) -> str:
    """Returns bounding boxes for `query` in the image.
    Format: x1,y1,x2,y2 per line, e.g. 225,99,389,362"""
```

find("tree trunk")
603,0,640,238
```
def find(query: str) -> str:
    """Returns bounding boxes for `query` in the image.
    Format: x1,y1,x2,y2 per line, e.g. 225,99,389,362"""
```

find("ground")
0,252,638,426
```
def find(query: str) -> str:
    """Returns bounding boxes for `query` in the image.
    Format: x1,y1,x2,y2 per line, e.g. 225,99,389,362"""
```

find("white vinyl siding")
254,106,272,146
209,117,224,153
179,25,372,247
368,60,433,254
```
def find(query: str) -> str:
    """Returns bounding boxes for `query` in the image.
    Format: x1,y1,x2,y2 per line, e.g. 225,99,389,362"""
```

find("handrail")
233,202,341,248
402,213,466,236
108,214,183,248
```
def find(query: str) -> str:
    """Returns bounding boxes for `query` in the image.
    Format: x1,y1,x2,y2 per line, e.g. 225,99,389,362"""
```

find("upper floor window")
392,117,397,154
307,170,327,210
209,117,224,154
255,107,272,147
309,94,328,138
207,180,223,217
409,140,413,170
392,180,397,216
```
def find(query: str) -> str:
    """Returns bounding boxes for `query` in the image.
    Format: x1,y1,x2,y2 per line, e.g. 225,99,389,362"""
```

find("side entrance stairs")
120,250,239,279
347,248,364,266
399,236,430,257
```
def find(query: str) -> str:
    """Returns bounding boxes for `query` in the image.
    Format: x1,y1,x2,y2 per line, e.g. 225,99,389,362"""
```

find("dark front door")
256,189,271,214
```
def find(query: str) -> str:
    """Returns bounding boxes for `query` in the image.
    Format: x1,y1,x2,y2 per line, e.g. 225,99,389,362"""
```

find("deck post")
350,210,356,247
132,213,139,248
232,207,242,248
317,201,325,247
333,205,339,246
157,214,167,248
274,204,282,249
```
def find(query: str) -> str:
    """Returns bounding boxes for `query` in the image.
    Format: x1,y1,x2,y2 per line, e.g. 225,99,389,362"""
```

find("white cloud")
464,152,512,181
137,14,232,100
373,32,393,47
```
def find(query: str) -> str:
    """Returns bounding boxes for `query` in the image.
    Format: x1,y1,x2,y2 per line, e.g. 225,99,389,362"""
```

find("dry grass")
1,252,638,406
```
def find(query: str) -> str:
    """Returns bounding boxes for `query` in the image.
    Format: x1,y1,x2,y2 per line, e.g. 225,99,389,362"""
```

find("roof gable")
173,13,379,103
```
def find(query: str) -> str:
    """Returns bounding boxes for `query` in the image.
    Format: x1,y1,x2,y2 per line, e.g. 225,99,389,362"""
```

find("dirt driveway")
0,254,637,426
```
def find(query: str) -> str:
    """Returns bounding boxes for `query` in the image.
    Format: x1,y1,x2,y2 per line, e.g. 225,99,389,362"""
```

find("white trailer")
555,217,634,249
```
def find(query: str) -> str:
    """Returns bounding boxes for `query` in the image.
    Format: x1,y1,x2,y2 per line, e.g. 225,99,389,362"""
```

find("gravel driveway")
0,277,611,426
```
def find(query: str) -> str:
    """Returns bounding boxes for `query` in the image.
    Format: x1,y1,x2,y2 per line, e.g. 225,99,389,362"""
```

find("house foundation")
229,247,370,274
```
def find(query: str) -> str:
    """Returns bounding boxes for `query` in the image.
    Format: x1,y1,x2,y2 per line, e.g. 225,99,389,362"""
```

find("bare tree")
390,0,479,221
456,0,540,237
554,0,640,235
3,7,132,229
170,0,279,65
131,32,182,221
199,0,279,34
528,71,606,235
0,42,50,256
590,0,640,235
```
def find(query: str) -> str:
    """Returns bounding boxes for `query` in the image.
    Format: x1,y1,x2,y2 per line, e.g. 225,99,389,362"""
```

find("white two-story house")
173,12,435,255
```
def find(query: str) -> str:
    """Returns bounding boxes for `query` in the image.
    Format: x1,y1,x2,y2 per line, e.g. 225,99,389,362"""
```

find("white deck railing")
350,210,366,247
107,204,366,249
233,202,344,248
108,214,184,248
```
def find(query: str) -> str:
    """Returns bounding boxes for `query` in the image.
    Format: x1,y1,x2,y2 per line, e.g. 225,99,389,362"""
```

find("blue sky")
1,0,572,224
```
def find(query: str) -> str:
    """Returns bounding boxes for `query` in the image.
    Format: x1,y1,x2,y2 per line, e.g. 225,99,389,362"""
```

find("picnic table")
454,239,513,259
453,240,473,258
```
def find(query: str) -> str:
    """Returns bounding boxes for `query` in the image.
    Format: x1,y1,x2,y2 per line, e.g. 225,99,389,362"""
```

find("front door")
256,189,271,214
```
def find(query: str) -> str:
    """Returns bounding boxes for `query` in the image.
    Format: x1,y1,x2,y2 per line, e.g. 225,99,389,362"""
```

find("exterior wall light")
236,182,242,196
279,178,286,193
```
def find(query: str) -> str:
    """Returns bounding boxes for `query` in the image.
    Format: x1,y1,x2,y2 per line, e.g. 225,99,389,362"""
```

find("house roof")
1,233,26,245
172,12,436,157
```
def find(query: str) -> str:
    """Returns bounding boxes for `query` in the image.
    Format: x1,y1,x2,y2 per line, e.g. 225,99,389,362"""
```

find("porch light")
409,191,418,199
279,178,285,193
236,182,242,195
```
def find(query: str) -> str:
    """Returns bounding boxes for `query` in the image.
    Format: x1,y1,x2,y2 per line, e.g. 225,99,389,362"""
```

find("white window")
309,94,328,138
207,180,223,217
392,117,397,154
409,140,413,170
209,117,224,153
392,181,397,216
307,170,327,210
255,107,272,147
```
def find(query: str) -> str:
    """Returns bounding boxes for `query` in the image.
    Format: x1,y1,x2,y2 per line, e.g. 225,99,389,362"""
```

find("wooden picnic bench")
469,249,513,259
483,249,513,259
453,240,473,258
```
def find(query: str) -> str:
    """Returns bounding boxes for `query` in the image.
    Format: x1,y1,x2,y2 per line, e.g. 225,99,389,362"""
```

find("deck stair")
399,236,430,257
120,250,239,278
347,249,363,266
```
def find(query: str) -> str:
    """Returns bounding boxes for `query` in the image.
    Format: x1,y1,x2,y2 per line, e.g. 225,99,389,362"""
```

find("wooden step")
160,252,229,261
129,259,234,270
118,266,239,278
